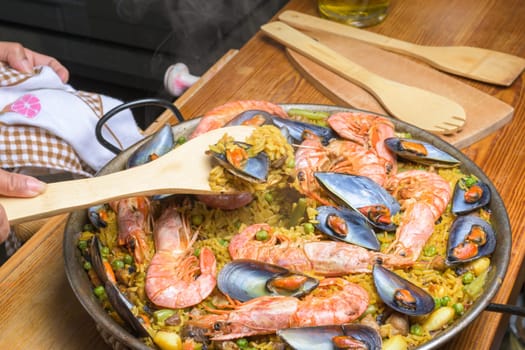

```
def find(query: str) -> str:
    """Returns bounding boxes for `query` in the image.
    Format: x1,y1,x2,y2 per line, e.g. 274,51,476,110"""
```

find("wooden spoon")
261,21,466,134
2,125,256,225
279,11,525,87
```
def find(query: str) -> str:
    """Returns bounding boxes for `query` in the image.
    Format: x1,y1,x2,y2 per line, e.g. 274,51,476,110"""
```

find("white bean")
382,334,408,350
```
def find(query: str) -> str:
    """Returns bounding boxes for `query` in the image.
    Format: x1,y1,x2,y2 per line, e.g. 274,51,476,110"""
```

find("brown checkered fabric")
0,62,41,87
0,124,94,177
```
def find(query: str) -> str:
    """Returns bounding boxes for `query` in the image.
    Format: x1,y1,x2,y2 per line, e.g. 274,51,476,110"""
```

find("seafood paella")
76,100,498,350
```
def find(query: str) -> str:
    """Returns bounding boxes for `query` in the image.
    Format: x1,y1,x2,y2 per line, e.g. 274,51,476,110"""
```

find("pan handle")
95,98,185,155
486,303,525,317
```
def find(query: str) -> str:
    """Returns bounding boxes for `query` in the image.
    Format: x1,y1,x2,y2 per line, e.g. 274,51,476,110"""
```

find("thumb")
0,170,46,197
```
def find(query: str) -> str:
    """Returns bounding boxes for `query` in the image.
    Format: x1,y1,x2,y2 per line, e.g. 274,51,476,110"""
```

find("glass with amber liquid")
317,0,390,27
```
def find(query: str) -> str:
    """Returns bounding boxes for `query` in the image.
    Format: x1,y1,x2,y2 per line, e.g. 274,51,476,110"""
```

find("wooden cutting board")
286,29,514,149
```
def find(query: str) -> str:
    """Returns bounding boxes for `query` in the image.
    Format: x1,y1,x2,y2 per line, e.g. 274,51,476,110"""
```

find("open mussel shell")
217,260,319,302
127,123,174,169
271,116,337,145
314,172,400,231
446,215,496,265
210,141,269,183
385,137,460,167
225,109,275,127
277,324,382,350
89,237,150,338
373,264,435,316
315,206,380,250
452,178,491,215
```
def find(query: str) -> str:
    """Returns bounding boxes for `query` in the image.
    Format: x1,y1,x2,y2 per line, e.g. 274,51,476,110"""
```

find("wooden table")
1,0,524,349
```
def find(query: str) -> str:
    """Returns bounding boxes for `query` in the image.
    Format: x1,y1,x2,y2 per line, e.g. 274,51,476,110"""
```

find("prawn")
327,111,397,175
188,277,369,340
113,196,152,265
145,206,217,309
294,132,332,205
326,139,387,186
385,170,452,260
190,100,288,138
229,223,413,276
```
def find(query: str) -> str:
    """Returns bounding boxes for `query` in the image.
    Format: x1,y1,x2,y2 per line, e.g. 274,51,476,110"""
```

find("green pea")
434,297,442,309
462,271,475,284
100,246,110,257
236,338,249,348
111,259,125,270
176,136,187,145
83,261,92,270
191,214,204,226
194,248,201,257
303,222,315,234
410,324,423,336
255,230,269,241
218,238,229,247
423,245,437,257
453,303,464,315
264,192,274,203
441,296,451,306
93,285,106,297
286,157,295,168
78,240,88,250
123,254,133,265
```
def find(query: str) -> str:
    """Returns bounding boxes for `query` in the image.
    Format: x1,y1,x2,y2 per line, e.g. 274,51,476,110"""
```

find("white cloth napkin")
0,64,143,171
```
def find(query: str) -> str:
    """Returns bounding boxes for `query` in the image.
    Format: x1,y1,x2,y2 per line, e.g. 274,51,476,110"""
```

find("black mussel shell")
89,237,150,337
452,178,491,215
446,215,496,265
210,141,269,183
277,324,382,350
225,110,274,127
88,204,109,229
217,260,319,302
385,137,460,167
272,116,337,145
373,264,434,316
127,123,174,169
314,172,400,231
315,206,380,250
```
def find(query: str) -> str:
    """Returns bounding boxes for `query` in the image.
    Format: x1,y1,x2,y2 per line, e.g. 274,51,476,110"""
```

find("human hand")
0,169,47,243
0,41,69,83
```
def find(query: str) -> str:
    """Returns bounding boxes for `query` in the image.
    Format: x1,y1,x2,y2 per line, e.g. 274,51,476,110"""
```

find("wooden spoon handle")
279,10,416,53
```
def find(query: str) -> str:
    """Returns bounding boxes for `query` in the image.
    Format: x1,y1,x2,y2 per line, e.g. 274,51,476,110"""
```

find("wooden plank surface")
286,31,514,148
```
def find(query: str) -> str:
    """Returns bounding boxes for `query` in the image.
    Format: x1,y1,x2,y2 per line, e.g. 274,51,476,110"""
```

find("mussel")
225,109,275,127
315,206,380,250
385,137,460,167
373,264,434,316
89,237,150,337
217,259,319,302
314,172,400,231
127,123,174,169
209,141,269,183
451,176,491,215
271,116,337,145
277,324,382,350
446,215,496,265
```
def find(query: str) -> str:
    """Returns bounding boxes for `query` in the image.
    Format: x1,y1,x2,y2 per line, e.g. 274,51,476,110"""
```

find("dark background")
0,0,287,128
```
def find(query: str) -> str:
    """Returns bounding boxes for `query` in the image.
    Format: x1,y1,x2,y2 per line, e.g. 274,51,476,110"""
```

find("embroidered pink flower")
10,94,41,118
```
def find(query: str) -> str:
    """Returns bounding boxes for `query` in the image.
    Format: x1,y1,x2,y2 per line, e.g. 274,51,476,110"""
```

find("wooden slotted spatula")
279,10,525,86
2,125,256,225
261,21,466,133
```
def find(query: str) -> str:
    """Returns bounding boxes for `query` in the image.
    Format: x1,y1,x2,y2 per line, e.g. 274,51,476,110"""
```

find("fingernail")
20,59,32,73
26,178,47,195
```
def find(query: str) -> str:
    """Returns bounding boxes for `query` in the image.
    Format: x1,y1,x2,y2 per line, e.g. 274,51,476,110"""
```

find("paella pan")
63,101,510,350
